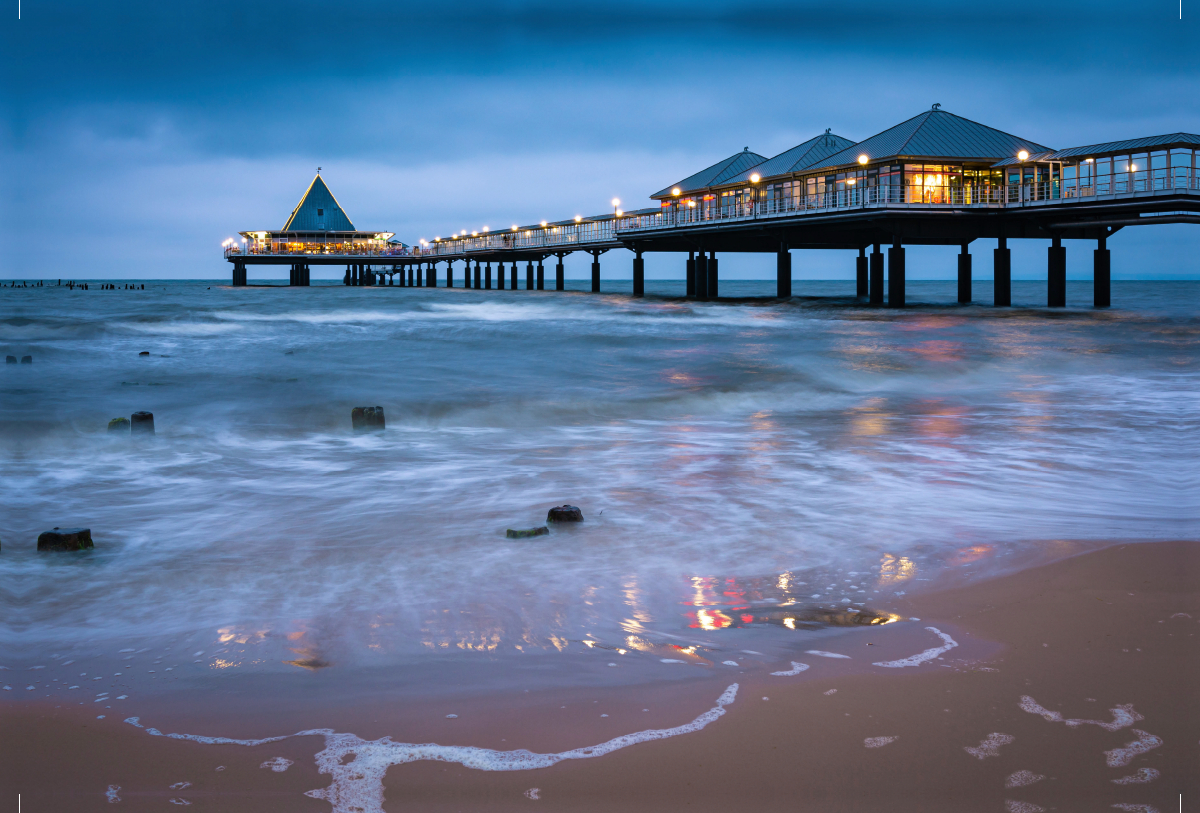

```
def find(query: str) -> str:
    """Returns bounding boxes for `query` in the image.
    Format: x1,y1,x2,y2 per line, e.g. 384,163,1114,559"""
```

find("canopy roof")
721,131,857,186
812,108,1052,171
652,148,768,198
283,174,356,231
992,132,1200,165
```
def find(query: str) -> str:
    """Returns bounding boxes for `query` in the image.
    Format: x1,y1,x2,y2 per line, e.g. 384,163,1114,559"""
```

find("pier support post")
686,251,696,297
708,252,718,299
472,262,480,289
344,266,350,285
869,244,884,305
994,236,1012,306
695,251,709,301
537,259,545,290
887,239,905,308
427,263,435,287
556,255,565,291
856,247,867,299
409,265,415,287
778,244,792,298
1094,234,1111,308
958,243,972,303
445,261,453,288
233,263,247,286
484,262,491,290
511,262,518,290
1048,237,1066,307
589,252,600,293
526,261,534,290
497,262,505,290
633,250,645,297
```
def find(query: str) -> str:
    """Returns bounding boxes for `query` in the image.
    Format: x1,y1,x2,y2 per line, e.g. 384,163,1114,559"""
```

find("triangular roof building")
721,131,857,186
283,174,356,231
652,148,768,199
813,108,1052,171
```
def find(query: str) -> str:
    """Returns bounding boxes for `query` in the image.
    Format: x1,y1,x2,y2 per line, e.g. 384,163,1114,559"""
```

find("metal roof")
991,132,1200,165
652,148,768,198
719,131,857,186
811,108,1053,171
282,174,356,231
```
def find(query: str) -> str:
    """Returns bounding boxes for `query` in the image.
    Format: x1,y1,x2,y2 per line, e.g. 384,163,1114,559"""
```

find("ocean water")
1,279,1196,694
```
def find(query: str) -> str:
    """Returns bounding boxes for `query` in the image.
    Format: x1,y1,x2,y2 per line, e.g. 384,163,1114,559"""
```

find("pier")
226,108,1199,307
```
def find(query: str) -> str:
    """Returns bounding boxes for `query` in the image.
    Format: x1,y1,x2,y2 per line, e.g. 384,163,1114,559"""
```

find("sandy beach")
5,539,1195,812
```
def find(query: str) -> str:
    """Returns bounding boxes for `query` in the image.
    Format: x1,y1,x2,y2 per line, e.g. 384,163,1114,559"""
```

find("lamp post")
749,173,760,217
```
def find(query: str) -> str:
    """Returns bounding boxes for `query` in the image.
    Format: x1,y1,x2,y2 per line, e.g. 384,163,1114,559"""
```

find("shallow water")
1,279,1196,693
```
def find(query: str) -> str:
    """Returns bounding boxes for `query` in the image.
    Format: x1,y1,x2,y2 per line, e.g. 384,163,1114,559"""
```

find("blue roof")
282,174,355,231
652,149,769,198
992,132,1200,165
720,131,857,186
812,108,1053,170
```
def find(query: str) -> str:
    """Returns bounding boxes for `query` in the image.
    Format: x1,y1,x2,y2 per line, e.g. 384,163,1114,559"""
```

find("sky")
3,0,1198,280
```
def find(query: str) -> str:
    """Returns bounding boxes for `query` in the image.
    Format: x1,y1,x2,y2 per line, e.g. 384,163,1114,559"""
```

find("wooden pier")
227,109,1200,308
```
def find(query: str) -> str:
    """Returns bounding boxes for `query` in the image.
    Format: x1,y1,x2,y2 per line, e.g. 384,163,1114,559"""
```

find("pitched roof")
282,174,355,231
992,132,1200,165
720,131,857,186
652,148,768,198
812,108,1053,171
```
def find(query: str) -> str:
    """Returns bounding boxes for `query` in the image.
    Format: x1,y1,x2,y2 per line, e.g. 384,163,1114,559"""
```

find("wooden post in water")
1048,236,1066,307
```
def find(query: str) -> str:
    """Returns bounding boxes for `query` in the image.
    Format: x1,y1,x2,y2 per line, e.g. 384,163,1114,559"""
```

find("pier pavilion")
226,107,1199,306
229,173,396,286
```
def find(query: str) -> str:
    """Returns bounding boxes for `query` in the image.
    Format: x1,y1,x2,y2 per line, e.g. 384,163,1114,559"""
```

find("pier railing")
227,168,1198,261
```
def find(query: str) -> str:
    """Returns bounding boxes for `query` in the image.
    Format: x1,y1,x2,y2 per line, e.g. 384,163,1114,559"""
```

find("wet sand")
4,540,1197,812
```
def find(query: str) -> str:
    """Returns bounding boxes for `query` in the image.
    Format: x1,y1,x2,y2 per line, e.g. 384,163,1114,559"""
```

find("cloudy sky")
3,0,1197,280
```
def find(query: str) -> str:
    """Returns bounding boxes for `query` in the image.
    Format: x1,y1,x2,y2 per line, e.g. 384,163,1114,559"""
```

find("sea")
1,279,1195,705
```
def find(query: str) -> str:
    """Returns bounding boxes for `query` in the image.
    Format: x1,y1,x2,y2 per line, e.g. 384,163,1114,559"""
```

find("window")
317,208,324,217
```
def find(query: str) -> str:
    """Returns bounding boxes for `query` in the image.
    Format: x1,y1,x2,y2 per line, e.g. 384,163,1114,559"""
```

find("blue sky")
3,0,1197,280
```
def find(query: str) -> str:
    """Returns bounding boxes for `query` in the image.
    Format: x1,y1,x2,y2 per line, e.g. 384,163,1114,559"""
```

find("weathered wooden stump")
352,406,386,432
507,527,550,539
38,528,94,552
547,505,584,522
108,417,130,433
130,411,155,435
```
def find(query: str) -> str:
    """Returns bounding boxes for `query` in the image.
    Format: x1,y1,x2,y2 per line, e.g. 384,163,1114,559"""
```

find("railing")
226,167,1199,260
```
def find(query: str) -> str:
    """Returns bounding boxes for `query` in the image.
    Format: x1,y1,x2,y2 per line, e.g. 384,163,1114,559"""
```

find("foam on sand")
770,661,809,676
1018,696,1143,730
872,627,957,668
964,733,1015,759
125,684,739,813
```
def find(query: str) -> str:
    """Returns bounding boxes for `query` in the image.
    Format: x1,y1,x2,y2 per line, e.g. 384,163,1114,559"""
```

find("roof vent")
932,103,942,110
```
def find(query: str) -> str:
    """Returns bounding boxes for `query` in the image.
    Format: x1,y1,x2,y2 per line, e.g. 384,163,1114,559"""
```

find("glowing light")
858,154,869,165
1130,164,1138,172
540,220,547,227
783,617,796,630
471,231,478,237
749,173,760,183
611,198,621,207
512,225,518,231
1085,157,1094,163
1018,150,1030,161
616,209,623,217
482,226,489,233
671,187,681,196
847,178,856,185
575,215,582,222
688,200,696,208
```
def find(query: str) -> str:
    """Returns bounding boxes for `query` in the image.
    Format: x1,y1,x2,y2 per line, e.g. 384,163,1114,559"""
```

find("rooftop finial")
932,103,941,110
825,128,831,134
317,166,322,174
744,146,749,152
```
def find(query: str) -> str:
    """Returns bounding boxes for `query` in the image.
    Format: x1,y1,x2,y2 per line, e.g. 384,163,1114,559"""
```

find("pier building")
229,173,395,286
226,107,1199,306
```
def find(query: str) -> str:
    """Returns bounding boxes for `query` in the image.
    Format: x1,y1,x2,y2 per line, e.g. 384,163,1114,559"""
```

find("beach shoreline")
5,539,1195,812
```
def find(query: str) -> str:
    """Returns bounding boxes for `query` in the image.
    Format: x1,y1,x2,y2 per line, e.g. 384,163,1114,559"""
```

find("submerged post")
446,260,454,288
537,259,545,290
633,249,645,297
869,244,883,305
485,261,492,290
708,252,718,299
590,252,600,293
1094,234,1111,308
1048,236,1066,307
778,244,792,298
473,261,481,289
994,236,1012,307
556,254,565,291
686,251,696,298
497,261,506,290
526,260,534,290
958,243,972,304
855,247,867,299
510,262,517,290
887,239,905,308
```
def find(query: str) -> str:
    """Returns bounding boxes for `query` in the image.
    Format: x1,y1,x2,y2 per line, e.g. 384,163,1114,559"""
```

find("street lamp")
1018,150,1030,162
